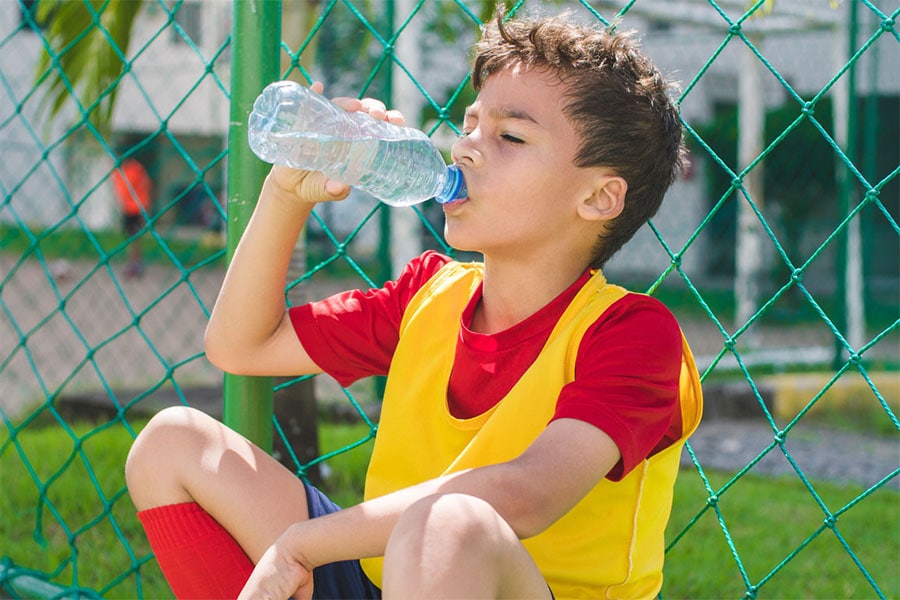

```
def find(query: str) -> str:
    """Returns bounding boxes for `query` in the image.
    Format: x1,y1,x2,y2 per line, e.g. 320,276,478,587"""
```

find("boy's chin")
442,231,477,255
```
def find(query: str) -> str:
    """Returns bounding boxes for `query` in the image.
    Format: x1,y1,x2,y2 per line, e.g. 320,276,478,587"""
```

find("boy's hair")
472,13,686,268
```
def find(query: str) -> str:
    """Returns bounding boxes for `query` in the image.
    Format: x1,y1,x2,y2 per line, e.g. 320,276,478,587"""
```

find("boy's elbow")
203,327,226,370
509,505,557,539
498,483,562,539
204,324,243,373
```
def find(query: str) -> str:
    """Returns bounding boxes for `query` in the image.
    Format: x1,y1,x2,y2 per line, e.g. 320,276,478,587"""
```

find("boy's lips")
441,196,469,212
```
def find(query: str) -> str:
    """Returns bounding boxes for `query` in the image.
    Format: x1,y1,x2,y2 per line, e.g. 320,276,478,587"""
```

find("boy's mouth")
441,196,469,212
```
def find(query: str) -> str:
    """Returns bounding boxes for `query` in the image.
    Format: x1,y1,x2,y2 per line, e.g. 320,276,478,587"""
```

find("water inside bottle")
248,89,462,206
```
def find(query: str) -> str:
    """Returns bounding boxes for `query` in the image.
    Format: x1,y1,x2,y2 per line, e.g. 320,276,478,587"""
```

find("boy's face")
444,65,602,263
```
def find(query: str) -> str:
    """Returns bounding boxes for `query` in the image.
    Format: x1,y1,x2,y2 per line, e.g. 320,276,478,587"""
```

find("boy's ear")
577,174,627,222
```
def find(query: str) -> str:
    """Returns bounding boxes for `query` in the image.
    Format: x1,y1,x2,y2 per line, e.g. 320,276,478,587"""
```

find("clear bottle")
247,80,466,207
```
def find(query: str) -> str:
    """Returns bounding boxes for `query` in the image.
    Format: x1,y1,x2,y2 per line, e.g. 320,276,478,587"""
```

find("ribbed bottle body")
248,81,465,206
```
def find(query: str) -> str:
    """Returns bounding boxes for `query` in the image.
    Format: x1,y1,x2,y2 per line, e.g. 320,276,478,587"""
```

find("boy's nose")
451,134,484,168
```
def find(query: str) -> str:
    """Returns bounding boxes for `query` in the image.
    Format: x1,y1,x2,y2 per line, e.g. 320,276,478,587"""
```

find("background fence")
1,0,898,598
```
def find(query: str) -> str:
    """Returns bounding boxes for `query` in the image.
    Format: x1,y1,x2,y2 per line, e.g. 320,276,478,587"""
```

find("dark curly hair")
472,12,686,268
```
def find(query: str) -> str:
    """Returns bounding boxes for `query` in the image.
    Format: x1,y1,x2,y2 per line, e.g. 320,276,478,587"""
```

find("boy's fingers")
385,109,405,126
268,167,349,204
332,97,362,112
323,178,351,198
297,171,349,203
330,93,402,125
358,98,387,120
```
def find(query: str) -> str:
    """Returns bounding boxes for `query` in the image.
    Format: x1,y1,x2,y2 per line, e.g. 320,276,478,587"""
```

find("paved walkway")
684,418,899,491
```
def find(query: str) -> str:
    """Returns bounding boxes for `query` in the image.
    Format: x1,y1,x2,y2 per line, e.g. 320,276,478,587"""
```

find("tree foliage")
34,0,143,137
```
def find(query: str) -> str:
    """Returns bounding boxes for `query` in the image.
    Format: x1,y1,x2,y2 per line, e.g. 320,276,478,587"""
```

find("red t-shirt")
290,251,683,480
112,159,152,216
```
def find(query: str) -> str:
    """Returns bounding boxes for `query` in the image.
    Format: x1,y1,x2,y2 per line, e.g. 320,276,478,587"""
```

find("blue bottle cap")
435,165,467,204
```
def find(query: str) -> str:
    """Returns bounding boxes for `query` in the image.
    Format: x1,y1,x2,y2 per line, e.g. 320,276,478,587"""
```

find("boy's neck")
472,256,590,335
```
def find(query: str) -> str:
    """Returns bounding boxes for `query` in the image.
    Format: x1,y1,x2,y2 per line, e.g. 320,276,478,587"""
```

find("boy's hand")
266,165,350,205
265,82,407,206
238,538,314,600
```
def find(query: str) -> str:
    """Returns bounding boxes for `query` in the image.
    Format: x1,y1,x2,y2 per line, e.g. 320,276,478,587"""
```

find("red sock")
137,502,254,599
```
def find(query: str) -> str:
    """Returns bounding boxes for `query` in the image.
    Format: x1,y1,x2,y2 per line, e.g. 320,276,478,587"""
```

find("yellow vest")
361,261,703,599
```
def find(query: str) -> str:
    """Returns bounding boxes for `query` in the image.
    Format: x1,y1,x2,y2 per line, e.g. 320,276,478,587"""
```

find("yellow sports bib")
361,261,702,599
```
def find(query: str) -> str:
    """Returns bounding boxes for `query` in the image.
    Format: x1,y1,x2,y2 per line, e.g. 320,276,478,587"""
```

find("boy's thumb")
323,178,351,199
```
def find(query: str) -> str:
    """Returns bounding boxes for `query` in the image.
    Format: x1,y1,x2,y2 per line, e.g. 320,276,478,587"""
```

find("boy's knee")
124,406,207,495
391,493,511,554
384,494,526,595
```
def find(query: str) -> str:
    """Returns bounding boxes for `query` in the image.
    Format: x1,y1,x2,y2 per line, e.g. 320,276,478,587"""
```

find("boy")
126,11,702,599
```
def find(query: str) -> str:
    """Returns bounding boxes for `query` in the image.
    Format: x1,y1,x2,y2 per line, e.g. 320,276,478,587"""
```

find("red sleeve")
552,294,683,481
288,251,452,387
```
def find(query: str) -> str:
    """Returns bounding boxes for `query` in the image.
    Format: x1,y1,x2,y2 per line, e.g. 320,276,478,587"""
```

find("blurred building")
1,0,896,287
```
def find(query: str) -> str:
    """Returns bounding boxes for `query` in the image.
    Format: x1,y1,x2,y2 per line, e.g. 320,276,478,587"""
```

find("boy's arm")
205,87,402,377
204,165,348,376
241,418,620,598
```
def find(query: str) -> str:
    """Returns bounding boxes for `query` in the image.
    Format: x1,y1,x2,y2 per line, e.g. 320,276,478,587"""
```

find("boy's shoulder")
391,250,456,296
599,290,683,347
397,250,453,280
417,249,455,271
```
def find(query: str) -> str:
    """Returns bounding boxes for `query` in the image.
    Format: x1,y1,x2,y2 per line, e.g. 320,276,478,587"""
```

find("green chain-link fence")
1,0,897,597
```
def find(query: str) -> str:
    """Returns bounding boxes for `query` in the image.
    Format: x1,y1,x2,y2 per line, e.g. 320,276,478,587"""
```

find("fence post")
735,36,765,345
833,0,860,368
389,0,425,277
376,0,395,289
222,0,282,451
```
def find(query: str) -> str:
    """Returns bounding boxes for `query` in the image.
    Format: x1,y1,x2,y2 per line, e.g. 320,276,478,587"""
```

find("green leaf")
33,0,142,137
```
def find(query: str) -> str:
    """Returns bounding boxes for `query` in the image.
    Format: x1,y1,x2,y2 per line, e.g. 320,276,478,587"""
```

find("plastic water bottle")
248,81,466,207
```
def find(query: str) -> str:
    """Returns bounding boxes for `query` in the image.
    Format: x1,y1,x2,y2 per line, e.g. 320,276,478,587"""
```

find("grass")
0,223,225,270
2,418,897,599
0,418,171,599
663,469,899,599
316,421,376,508
0,417,377,600
0,223,385,281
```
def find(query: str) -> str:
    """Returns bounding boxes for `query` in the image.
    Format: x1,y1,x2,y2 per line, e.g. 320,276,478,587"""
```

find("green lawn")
0,223,225,271
1,418,171,599
2,418,897,599
663,468,899,598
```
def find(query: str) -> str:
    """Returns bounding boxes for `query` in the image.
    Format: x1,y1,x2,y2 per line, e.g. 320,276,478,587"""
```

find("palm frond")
34,0,142,136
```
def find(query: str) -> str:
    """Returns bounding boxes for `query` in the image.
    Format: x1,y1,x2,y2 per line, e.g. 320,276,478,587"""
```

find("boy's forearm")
278,476,454,568
283,420,620,568
282,466,543,568
205,174,315,366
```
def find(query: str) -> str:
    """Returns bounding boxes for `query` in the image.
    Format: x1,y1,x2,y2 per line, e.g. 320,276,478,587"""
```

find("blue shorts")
303,481,382,600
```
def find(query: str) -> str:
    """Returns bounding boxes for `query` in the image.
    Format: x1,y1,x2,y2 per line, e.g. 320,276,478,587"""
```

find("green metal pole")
223,0,282,450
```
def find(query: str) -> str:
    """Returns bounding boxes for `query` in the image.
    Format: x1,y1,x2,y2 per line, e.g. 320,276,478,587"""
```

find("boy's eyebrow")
464,105,540,126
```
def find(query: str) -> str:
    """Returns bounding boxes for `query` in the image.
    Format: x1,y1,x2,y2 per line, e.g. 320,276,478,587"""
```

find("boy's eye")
501,133,524,144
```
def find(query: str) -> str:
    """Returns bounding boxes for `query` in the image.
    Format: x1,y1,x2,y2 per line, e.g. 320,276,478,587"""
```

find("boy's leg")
135,501,255,598
382,493,552,599
126,405,309,564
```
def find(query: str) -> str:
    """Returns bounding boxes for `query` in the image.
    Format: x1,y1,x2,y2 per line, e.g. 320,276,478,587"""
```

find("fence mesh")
1,0,898,598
